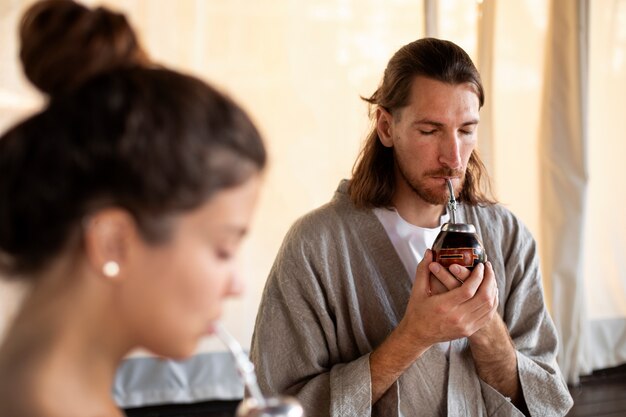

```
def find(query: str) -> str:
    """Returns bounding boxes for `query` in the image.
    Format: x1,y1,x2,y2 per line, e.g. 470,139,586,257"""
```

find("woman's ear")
83,208,136,280
376,107,395,148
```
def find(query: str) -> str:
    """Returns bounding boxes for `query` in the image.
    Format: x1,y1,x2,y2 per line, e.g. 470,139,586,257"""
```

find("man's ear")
376,107,395,148
83,208,136,280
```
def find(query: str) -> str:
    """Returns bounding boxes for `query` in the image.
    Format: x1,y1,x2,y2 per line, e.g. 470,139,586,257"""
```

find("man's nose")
438,132,462,170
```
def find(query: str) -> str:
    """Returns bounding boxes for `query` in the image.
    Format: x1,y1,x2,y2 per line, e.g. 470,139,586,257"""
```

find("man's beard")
395,150,465,206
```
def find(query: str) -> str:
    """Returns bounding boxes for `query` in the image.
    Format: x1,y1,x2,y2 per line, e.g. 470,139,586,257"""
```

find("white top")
373,206,453,360
373,207,449,281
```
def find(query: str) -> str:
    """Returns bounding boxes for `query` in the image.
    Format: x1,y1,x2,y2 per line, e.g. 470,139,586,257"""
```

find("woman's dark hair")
349,38,495,208
0,1,266,276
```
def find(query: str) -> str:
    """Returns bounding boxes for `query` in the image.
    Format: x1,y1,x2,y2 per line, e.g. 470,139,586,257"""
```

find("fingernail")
429,263,440,273
450,264,460,274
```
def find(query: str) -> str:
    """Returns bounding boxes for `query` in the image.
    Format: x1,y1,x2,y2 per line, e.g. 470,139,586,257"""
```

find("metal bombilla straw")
432,178,487,276
446,178,457,224
214,321,304,417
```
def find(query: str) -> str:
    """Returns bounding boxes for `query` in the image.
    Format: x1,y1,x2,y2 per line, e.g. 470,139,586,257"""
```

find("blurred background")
0,0,624,409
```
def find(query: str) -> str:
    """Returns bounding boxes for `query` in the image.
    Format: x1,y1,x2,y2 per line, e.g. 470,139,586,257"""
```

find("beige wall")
0,0,427,350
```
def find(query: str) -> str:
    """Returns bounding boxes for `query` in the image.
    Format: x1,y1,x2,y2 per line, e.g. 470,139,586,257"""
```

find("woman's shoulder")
0,334,124,417
0,353,44,417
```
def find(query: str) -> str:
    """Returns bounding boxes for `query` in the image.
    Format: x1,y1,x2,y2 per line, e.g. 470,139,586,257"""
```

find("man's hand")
399,251,498,346
370,251,500,404
428,259,526,410
428,262,466,295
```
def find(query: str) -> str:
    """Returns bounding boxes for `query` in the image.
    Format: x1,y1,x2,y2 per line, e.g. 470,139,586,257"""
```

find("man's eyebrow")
413,119,444,128
412,118,480,128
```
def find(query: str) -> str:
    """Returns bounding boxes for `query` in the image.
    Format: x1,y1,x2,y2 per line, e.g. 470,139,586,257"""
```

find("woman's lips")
205,322,217,336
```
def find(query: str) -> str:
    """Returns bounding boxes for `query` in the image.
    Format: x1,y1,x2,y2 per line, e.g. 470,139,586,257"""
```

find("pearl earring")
103,261,120,277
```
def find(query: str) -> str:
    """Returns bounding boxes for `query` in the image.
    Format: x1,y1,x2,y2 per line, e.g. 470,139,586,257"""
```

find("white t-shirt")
373,207,449,281
373,206,452,359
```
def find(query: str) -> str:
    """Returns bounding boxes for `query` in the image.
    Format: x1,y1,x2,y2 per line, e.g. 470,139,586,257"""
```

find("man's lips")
431,176,460,183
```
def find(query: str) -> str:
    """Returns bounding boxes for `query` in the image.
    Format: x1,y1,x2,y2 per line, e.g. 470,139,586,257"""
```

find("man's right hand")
398,249,497,347
370,249,497,404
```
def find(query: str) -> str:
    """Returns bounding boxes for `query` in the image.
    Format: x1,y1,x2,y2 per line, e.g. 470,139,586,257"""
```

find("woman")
0,1,265,416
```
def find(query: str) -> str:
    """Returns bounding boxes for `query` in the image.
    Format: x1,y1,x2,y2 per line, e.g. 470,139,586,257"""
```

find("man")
251,38,573,416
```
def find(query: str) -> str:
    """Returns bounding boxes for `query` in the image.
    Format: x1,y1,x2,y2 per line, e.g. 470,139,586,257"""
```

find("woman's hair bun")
19,0,149,96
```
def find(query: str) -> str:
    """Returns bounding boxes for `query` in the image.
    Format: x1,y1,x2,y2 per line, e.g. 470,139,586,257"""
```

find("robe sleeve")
250,218,399,417
485,212,573,416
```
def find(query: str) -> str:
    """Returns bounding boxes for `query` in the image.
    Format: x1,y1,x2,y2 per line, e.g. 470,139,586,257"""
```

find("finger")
449,263,472,283
484,261,495,284
428,262,464,291
486,262,500,310
413,249,435,297
465,265,499,314
474,261,498,303
446,262,485,304
429,274,448,296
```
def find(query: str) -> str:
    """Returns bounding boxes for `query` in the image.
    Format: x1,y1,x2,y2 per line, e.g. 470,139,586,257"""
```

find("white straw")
214,321,266,406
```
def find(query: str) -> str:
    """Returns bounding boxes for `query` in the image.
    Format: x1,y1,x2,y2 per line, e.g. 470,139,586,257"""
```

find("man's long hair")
349,38,497,208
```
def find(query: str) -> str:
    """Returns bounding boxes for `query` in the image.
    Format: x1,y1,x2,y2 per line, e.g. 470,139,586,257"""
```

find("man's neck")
392,193,445,229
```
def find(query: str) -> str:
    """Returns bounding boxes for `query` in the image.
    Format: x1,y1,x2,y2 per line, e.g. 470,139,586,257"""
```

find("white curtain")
539,0,590,383
541,0,626,383
581,0,626,378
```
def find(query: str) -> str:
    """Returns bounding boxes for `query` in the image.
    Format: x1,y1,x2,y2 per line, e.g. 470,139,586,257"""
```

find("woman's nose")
225,270,245,298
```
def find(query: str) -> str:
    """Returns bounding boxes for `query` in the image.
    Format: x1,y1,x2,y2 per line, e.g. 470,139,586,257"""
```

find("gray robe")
251,180,572,416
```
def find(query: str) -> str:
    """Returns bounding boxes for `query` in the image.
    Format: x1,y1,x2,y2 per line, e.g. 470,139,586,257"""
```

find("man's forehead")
394,79,480,125
407,76,481,100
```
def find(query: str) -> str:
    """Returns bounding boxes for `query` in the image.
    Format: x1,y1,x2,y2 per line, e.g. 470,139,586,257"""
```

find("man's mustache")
424,168,464,178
